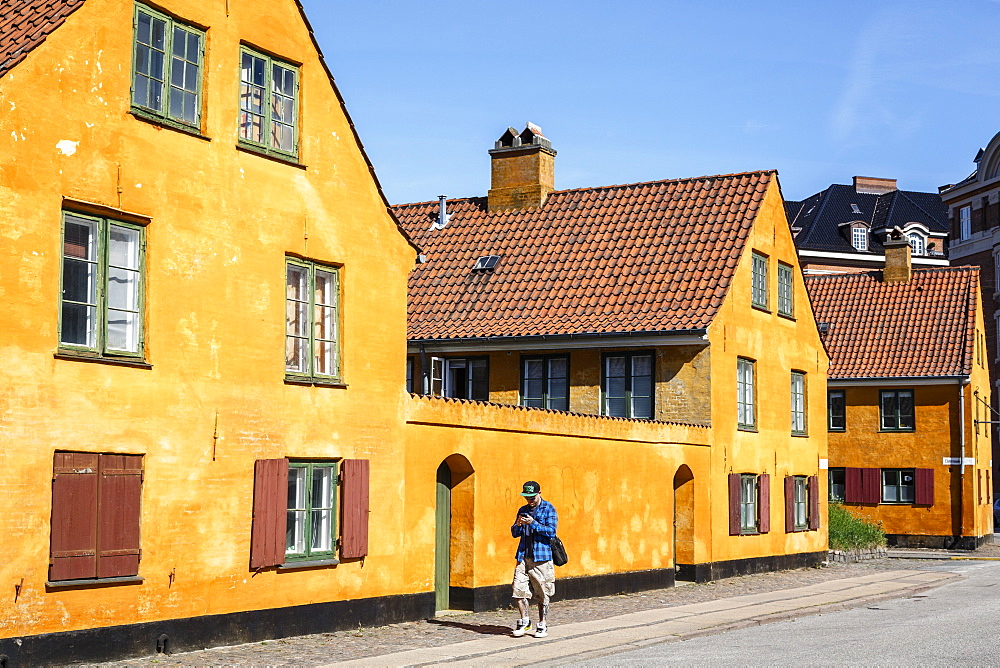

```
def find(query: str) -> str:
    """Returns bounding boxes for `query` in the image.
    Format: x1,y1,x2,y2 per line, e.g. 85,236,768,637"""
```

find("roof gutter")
407,329,710,353
828,376,969,388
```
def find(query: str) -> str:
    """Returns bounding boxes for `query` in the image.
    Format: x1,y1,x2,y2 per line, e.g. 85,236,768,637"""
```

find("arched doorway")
673,465,695,581
435,455,474,611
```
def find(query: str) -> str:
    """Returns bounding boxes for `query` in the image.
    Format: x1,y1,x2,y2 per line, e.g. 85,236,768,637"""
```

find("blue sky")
302,1,1000,204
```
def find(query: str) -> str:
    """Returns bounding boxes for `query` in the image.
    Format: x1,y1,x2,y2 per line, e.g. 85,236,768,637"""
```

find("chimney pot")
882,232,912,283
487,123,556,212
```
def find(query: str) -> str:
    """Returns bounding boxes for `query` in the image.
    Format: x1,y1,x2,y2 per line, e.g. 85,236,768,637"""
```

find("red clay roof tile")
805,267,979,379
0,0,86,78
395,171,774,340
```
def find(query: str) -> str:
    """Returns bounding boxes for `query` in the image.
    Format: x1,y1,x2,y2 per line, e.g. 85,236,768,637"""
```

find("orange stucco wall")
1,0,417,640
705,179,830,563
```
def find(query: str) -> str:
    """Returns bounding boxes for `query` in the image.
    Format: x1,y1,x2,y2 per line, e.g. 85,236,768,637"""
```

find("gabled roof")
0,0,85,78
804,267,978,379
789,184,948,256
395,171,775,341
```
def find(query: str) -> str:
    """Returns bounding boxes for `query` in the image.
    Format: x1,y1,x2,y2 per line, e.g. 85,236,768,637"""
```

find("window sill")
738,426,758,433
46,575,144,589
778,312,796,321
751,304,771,314
878,429,915,433
828,428,846,433
739,530,760,536
237,142,306,169
284,376,348,388
792,432,809,438
129,108,209,141
278,558,340,570
55,351,152,369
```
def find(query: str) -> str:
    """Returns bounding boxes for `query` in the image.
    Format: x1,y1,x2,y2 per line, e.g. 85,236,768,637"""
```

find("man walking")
510,480,558,638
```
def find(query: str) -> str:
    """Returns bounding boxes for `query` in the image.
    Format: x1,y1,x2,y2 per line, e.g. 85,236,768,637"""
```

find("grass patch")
828,501,886,550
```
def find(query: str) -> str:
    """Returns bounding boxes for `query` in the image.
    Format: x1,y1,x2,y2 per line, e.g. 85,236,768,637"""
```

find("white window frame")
960,205,971,241
907,232,926,256
793,476,808,530
740,474,758,533
851,226,868,251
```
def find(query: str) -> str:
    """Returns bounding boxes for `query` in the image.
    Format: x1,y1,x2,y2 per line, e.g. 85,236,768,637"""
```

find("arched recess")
435,454,475,611
673,465,696,581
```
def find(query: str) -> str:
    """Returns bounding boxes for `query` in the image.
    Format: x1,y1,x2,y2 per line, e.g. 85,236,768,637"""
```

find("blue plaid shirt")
511,498,558,562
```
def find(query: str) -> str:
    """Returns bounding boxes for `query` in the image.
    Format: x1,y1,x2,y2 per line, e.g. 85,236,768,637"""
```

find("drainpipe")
958,377,970,544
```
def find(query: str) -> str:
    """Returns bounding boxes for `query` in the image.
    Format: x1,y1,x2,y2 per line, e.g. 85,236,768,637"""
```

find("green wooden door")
435,462,451,611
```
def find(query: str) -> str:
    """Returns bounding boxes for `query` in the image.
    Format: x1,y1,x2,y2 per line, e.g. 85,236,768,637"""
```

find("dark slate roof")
0,0,86,78
788,184,948,257
805,267,978,379
394,171,774,341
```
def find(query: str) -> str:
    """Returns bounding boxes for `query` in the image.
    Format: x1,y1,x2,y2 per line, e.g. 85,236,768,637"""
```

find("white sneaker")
512,618,532,637
533,622,548,638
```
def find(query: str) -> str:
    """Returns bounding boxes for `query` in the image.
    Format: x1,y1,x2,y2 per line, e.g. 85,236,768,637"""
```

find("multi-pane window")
960,205,971,240
828,390,846,431
603,352,653,419
907,232,925,256
737,358,756,430
522,356,569,411
430,357,489,401
882,469,915,504
829,467,846,501
286,259,339,381
286,461,338,561
793,476,808,530
994,253,1000,292
131,5,203,127
791,371,806,435
60,212,145,357
751,252,768,309
777,263,794,317
740,474,758,533
880,389,914,431
851,226,868,251
240,48,298,156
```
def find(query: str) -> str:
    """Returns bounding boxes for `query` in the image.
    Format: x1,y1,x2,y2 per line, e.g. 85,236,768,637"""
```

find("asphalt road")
582,560,1000,666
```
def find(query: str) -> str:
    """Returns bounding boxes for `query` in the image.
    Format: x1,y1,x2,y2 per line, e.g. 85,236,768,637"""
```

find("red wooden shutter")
728,473,741,536
758,473,770,534
844,467,862,503
341,459,370,558
915,468,934,506
808,475,820,530
50,453,99,581
978,470,983,505
250,458,288,569
97,454,143,578
784,476,795,533
862,468,881,504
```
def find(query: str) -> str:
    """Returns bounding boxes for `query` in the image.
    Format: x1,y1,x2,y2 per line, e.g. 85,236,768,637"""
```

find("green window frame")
740,474,758,534
880,389,914,431
751,251,768,310
60,212,146,359
131,4,204,129
239,47,299,158
521,355,569,411
285,258,340,382
881,468,915,504
791,371,807,436
286,461,338,561
737,357,756,430
602,352,654,419
828,390,846,431
777,262,794,317
793,476,808,530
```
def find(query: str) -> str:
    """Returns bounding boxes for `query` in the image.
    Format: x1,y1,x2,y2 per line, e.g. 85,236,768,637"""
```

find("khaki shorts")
512,558,555,604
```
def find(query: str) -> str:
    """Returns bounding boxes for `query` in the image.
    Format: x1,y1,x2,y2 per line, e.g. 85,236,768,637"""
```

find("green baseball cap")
520,481,540,496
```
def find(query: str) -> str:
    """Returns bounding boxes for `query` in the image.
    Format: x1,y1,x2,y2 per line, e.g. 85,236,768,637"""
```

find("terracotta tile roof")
805,267,979,379
0,0,86,78
394,171,774,340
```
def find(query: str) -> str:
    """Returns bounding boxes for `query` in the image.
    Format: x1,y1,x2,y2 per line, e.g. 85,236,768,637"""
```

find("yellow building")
806,243,993,548
1,3,829,663
395,125,830,588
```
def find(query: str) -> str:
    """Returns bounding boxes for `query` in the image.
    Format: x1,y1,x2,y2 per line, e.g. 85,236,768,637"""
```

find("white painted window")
907,233,925,256
851,226,868,251
960,205,972,240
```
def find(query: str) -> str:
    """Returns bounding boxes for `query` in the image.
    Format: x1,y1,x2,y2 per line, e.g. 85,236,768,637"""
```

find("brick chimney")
854,176,898,195
883,233,912,283
487,123,556,212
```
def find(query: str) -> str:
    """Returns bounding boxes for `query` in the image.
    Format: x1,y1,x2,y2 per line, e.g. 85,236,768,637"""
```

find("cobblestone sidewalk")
95,558,946,667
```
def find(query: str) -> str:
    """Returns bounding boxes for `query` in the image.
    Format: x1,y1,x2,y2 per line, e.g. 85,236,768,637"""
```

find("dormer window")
852,226,868,251
907,232,926,256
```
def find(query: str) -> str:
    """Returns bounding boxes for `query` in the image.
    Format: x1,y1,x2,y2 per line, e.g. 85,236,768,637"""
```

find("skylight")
851,204,862,215
472,255,500,272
